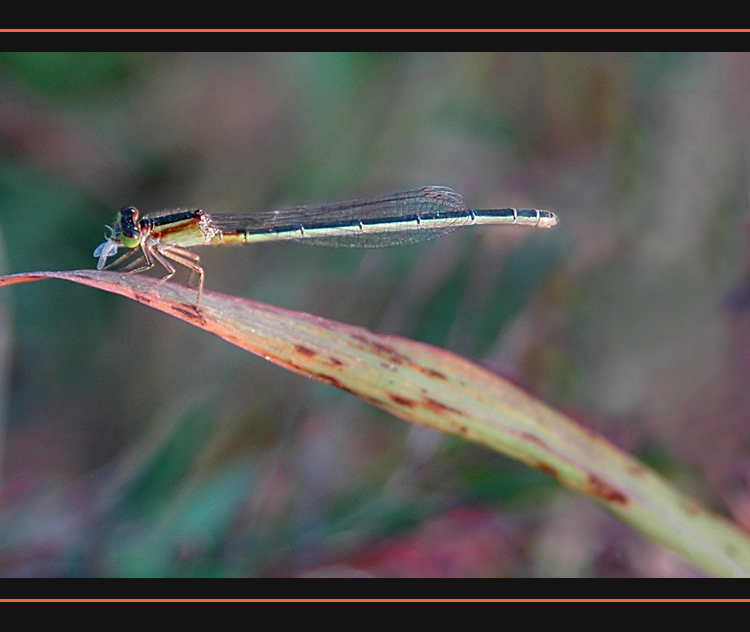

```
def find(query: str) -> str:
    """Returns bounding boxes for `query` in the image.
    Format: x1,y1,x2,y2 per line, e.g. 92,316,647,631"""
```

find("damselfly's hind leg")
151,244,204,303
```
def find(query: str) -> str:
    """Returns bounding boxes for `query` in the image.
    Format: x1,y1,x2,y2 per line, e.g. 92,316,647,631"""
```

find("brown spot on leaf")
588,475,628,504
294,345,316,357
537,463,558,479
518,431,549,450
328,356,344,367
449,420,473,436
308,371,358,397
351,333,407,365
310,372,343,389
351,334,454,381
389,394,416,407
422,397,464,416
171,303,203,322
421,367,447,380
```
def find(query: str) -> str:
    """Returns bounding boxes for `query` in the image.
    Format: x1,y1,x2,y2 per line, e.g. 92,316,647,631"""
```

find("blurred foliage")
0,52,139,98
0,51,748,578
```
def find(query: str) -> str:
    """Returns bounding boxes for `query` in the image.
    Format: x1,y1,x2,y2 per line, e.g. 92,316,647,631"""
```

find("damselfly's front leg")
101,246,144,272
121,240,156,276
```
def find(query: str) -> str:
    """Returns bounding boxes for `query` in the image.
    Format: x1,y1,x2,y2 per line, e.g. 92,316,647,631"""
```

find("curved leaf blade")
3,268,750,577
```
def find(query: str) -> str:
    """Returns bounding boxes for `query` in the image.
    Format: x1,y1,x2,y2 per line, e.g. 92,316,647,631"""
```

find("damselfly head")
117,206,142,249
93,206,145,269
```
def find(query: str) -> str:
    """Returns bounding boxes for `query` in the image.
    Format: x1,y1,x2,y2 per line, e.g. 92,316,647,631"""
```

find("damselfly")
94,186,558,302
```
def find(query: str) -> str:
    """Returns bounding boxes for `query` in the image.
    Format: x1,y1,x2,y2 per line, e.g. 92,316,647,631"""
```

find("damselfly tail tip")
539,210,558,228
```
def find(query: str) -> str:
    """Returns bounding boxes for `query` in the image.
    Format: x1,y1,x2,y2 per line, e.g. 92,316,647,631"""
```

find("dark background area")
1,51,749,578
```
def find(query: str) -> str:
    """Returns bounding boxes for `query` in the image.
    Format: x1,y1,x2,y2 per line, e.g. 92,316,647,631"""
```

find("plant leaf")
3,268,750,577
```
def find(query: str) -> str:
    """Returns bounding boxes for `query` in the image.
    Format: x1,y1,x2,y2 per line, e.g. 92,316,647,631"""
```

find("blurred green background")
1,51,748,578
